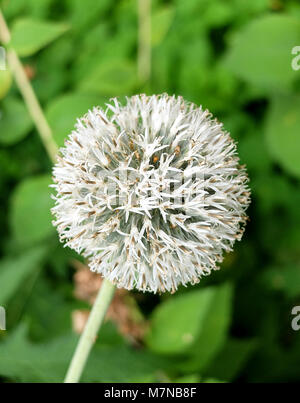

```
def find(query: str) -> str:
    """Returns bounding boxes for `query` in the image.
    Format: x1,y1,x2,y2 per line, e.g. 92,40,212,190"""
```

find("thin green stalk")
0,9,116,384
64,279,115,383
0,9,58,163
137,0,151,83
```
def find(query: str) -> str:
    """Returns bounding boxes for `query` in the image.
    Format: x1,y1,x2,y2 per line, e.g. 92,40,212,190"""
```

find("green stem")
0,9,58,163
0,8,116,384
137,0,151,83
64,279,115,383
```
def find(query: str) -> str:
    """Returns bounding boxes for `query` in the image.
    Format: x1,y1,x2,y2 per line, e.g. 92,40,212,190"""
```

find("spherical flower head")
51,94,250,293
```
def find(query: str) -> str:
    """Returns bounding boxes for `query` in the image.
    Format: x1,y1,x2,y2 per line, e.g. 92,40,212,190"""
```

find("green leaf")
82,345,170,383
2,0,53,19
224,14,300,90
68,0,111,32
46,93,103,147
152,6,175,46
146,284,232,356
78,60,137,96
146,288,215,354
0,324,170,382
265,94,300,178
0,97,33,145
0,69,12,100
181,283,233,372
10,18,69,57
24,276,74,341
0,246,46,306
10,174,55,247
1,0,28,19
204,338,257,381
201,2,233,28
0,324,77,382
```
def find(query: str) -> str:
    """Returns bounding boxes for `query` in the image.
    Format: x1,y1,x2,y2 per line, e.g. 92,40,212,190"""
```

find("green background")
0,0,300,383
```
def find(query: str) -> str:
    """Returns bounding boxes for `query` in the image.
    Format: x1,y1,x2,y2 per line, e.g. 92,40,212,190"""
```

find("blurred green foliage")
0,0,300,383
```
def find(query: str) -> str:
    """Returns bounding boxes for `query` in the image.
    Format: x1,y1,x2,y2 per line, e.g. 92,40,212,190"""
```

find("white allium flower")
51,94,250,293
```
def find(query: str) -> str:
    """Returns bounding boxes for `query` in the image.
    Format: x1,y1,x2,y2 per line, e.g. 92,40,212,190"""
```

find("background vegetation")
0,0,300,383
